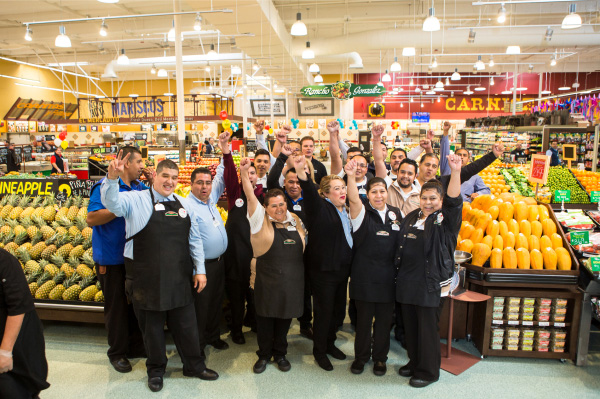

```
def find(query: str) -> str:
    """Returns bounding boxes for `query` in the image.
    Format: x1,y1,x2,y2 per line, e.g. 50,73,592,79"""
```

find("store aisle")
40,320,599,399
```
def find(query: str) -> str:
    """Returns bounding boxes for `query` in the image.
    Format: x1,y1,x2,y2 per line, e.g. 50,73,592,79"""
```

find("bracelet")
0,349,12,358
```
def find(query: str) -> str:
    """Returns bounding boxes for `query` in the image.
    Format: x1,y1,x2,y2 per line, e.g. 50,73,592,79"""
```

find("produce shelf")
35,300,104,324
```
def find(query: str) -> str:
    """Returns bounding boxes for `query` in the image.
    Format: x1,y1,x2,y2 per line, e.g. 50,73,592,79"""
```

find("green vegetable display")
500,168,535,197
547,166,590,204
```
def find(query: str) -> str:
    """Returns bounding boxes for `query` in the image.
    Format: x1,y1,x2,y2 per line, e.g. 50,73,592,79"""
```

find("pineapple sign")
0,178,96,198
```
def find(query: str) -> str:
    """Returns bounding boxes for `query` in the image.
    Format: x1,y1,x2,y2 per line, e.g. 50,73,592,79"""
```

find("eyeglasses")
355,163,368,169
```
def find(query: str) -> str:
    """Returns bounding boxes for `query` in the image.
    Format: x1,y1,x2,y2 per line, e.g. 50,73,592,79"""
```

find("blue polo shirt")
88,177,148,265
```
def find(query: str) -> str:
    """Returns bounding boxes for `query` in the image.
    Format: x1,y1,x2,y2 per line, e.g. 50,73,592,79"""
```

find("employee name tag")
155,203,165,211
235,198,244,207
407,233,417,239
287,226,297,231
213,219,220,227
293,204,302,211
376,230,390,236
391,224,400,231
358,188,367,196
388,211,397,221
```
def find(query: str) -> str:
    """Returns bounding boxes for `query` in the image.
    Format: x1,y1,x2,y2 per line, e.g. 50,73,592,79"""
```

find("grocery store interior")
0,0,600,398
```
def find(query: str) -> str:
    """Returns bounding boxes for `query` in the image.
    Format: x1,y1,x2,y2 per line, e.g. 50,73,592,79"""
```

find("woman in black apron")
241,158,306,374
0,249,50,399
344,160,402,377
396,154,463,388
51,147,65,173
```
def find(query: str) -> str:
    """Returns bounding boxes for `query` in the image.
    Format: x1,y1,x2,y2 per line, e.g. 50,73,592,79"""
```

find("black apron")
224,194,253,282
52,152,64,173
254,223,304,319
125,190,194,311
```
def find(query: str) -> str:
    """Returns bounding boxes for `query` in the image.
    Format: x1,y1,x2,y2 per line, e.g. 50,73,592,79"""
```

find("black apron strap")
125,189,156,243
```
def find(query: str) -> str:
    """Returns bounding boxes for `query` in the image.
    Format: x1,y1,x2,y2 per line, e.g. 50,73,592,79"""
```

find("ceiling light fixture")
506,45,521,54
309,63,320,73
382,70,391,82
409,78,415,86
558,86,570,90
99,20,108,37
207,44,217,58
24,25,32,41
377,79,384,87
194,14,202,31
117,49,129,65
302,42,314,59
98,0,119,3
528,64,534,73
489,56,495,67
474,87,486,91
451,68,461,80
541,89,551,94
562,3,582,30
390,56,401,72
252,61,260,71
464,86,474,95
167,20,183,42
157,68,168,77
415,87,421,93
205,62,211,72
291,12,308,36
422,4,441,32
475,55,485,70
432,57,438,68
164,93,174,96
572,81,580,88
231,65,241,75
55,25,71,48
314,72,323,83
501,90,513,94
129,94,138,98
151,64,157,74
497,3,507,23
445,77,450,85
402,47,416,57
468,29,476,43
545,26,553,41
435,79,444,88
550,54,557,66
426,90,436,95
490,76,495,86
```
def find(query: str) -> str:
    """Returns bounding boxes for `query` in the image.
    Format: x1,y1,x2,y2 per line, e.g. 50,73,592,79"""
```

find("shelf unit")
463,126,543,160
540,125,597,170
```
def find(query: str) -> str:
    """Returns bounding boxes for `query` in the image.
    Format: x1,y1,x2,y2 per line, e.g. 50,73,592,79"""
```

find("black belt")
205,256,222,263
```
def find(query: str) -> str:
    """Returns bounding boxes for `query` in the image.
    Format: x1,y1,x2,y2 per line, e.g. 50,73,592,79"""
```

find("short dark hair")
284,168,298,177
255,149,271,159
120,146,141,160
347,146,362,155
366,177,387,192
455,147,470,160
264,188,285,206
191,167,212,183
300,136,314,145
391,148,407,158
350,153,371,164
288,140,301,147
381,142,388,148
421,180,444,198
156,159,179,174
399,158,418,174
420,153,440,165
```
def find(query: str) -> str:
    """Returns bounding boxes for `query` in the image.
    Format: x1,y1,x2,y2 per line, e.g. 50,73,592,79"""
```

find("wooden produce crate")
465,202,579,288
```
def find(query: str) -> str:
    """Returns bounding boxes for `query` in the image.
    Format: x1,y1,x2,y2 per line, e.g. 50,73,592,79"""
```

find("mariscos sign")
300,81,386,100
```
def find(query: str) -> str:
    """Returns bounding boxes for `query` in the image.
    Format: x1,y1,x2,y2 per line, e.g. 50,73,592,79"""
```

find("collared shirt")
88,177,147,265
286,192,303,205
351,203,388,232
248,206,297,235
256,174,268,188
255,133,277,169
325,198,353,248
100,178,206,275
460,175,491,202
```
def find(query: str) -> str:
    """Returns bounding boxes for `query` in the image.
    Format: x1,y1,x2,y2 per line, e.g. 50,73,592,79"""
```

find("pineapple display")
0,195,18,219
79,279,99,302
42,197,57,222
94,290,104,302
67,196,82,221
19,196,42,221
30,271,52,296
9,196,30,220
75,253,95,278
63,276,93,301
50,273,79,300
35,271,65,299
22,217,39,240
29,240,47,260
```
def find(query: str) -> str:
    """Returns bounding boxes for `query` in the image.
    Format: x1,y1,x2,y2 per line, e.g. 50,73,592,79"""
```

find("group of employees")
0,119,507,396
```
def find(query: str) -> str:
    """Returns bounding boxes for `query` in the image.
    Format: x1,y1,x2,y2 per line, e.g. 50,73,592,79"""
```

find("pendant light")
390,57,401,72
451,68,461,80
445,77,450,86
562,4,582,29
314,72,323,83
475,55,485,70
497,3,507,23
435,79,444,88
194,14,202,31
252,61,260,71
431,57,438,68
24,25,32,41
468,29,476,43
151,64,157,74
205,62,211,72
506,45,521,54
291,13,308,36
99,20,108,37
207,44,217,57
231,65,242,75
489,56,495,67
464,86,474,95
474,87,486,91
309,63,320,73
302,42,314,59
409,78,414,86
550,54,557,66
490,76,495,86
55,25,71,48
545,26,553,41
117,49,129,65
422,4,440,32
382,70,391,82
167,21,182,42
402,47,416,57
157,68,168,77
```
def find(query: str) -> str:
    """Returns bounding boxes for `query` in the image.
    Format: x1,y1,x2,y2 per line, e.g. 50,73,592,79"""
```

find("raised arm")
328,121,343,175
272,125,289,159
240,158,259,218
439,122,452,176
443,153,464,237
100,151,136,218
459,142,503,182
446,153,462,198
371,124,387,179
339,138,350,161
345,160,363,219
221,134,242,210
294,155,321,221
254,120,277,167
267,144,293,190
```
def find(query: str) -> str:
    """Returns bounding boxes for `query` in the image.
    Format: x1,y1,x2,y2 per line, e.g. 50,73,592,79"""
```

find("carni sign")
300,81,386,100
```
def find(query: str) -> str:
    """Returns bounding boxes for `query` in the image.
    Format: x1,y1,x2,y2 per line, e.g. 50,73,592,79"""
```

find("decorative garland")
531,93,599,123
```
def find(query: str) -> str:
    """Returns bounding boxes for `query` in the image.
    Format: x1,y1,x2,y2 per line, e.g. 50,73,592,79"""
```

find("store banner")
250,99,286,117
297,98,334,116
4,98,78,121
300,81,386,100
0,179,96,198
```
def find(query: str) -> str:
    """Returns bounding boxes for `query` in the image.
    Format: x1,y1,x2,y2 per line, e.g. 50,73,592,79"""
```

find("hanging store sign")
4,98,78,121
297,98,334,116
300,81,386,100
250,99,286,117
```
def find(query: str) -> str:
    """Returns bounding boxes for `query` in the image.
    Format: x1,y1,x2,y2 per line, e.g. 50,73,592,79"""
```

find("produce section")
547,167,590,204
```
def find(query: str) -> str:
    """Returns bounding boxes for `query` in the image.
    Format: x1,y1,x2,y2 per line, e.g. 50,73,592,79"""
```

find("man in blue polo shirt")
87,146,148,373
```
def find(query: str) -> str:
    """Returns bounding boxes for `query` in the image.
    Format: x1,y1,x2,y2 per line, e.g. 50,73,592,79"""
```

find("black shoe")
274,356,291,372
209,339,229,350
299,327,314,340
350,360,364,374
110,357,132,373
147,376,163,392
409,377,437,388
373,361,387,376
231,333,245,345
253,358,269,374
398,364,414,377
327,346,346,360
315,356,333,371
198,368,219,381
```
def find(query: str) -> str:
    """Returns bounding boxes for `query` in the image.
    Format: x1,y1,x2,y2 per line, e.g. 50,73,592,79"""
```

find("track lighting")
194,14,202,31
497,3,507,23
24,25,32,41
99,20,108,37
468,29,475,44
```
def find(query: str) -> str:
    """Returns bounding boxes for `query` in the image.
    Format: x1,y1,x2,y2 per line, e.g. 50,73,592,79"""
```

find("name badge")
358,188,367,196
293,204,302,211
287,226,297,231
235,198,244,208
388,211,397,221
155,203,165,211
376,230,390,236
284,239,296,245
213,219,221,227
407,233,417,239
178,208,187,218
391,224,400,231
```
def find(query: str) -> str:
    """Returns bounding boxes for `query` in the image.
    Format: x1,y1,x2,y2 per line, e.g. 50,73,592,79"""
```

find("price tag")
591,191,600,203
539,322,550,327
554,190,571,202
554,322,566,328
570,230,590,246
508,320,519,325
492,320,503,325
590,257,600,272
522,321,534,326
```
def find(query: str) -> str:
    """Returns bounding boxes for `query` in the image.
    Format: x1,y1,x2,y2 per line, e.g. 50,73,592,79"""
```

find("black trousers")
401,303,441,382
225,278,255,336
354,300,394,364
96,263,145,361
0,373,36,399
297,276,312,330
132,302,206,378
395,301,405,340
310,272,348,359
193,258,225,350
255,315,292,359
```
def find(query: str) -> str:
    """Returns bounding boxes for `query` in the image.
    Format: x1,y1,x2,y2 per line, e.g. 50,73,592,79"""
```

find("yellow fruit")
514,202,528,222
481,235,494,249
542,247,557,270
527,235,540,252
531,221,543,238
474,213,492,232
488,206,499,221
492,235,504,251
462,202,471,220
499,202,514,223
555,247,571,270
528,205,540,222
519,220,531,237
516,247,530,269
540,235,553,250
530,249,544,269
470,228,484,245
551,233,563,249
457,239,474,253
486,220,500,237
538,205,550,222
498,220,509,237
515,233,529,251
508,219,520,236
490,248,503,268
502,231,515,249
522,197,538,206
503,247,517,269
472,243,492,266
460,224,475,240
542,219,557,237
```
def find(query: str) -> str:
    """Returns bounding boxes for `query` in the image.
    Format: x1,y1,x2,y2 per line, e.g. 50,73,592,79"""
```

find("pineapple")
79,279,99,302
19,196,42,221
13,224,26,238
51,221,68,237
12,231,28,246
9,196,30,220
49,273,79,300
70,244,85,259
67,196,82,221
84,247,93,259
55,206,69,221
0,219,12,236
63,276,92,301
56,241,74,259
77,206,88,219
33,215,55,240
18,248,41,274
29,241,47,260
40,235,58,260
42,197,57,222
22,217,39,240
72,253,94,279
55,254,74,278
35,271,65,299
94,290,104,302
75,216,91,240
30,271,52,296
0,195,18,219
27,270,43,295
42,260,59,277
17,242,32,254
